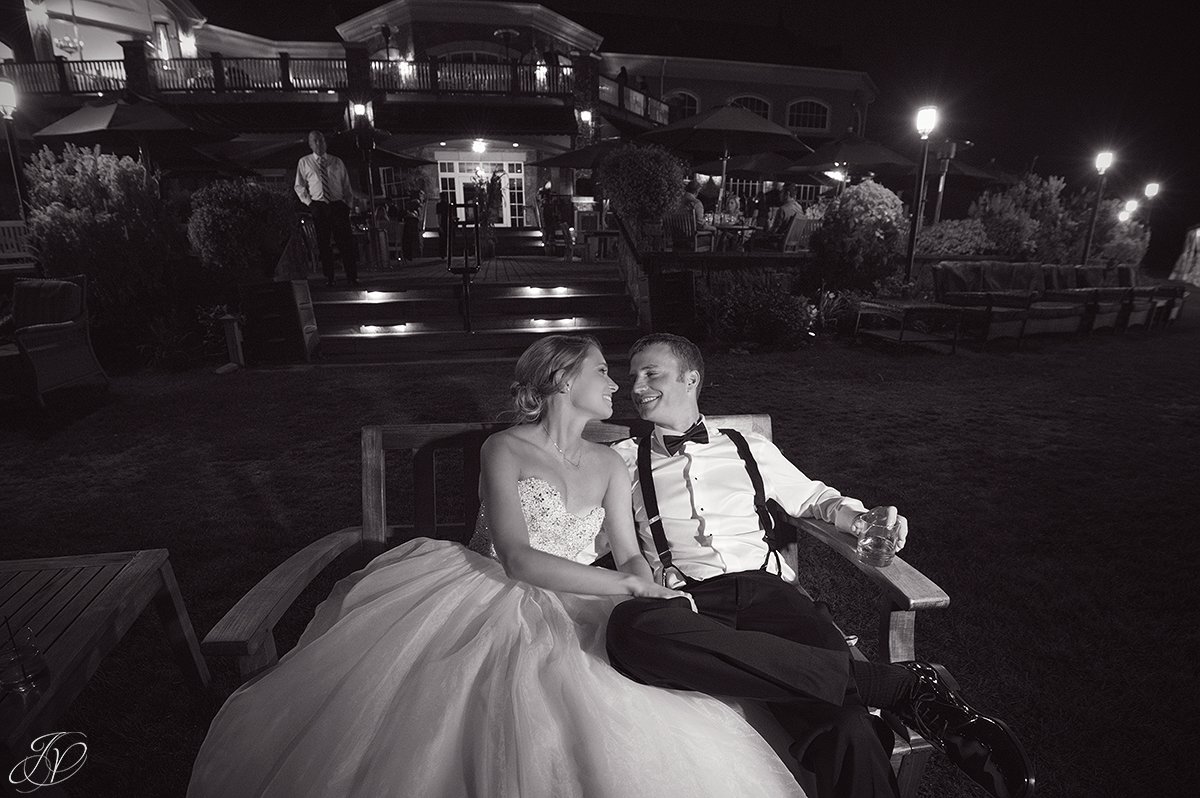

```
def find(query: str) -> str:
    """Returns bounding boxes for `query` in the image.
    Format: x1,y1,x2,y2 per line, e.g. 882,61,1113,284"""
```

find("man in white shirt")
295,130,360,286
602,334,1033,798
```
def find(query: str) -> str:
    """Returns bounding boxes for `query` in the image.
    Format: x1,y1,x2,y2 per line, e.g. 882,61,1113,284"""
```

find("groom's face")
628,344,700,430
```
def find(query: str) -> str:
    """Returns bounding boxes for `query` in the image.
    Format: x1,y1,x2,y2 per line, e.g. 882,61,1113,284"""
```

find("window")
666,91,699,123
154,22,173,60
730,95,770,121
786,100,830,131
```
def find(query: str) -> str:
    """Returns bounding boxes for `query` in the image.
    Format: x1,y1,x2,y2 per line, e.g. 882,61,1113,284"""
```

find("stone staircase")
309,261,642,363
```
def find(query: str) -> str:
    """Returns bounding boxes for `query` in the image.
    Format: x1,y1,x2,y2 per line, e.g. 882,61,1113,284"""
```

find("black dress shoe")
889,662,1035,798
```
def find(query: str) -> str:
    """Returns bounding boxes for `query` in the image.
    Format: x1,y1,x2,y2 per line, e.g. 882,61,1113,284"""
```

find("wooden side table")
0,550,210,760
855,300,962,353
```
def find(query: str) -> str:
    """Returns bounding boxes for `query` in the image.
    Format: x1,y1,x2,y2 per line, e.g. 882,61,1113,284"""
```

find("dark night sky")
196,0,1199,271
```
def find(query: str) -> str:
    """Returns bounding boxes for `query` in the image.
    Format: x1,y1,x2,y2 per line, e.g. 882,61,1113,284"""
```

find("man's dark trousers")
606,570,899,798
310,199,358,283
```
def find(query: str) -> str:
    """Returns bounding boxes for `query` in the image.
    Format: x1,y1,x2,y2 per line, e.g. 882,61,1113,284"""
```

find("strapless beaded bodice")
468,477,605,561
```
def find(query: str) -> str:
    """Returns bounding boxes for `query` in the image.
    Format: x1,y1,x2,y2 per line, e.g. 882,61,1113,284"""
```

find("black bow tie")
663,420,708,456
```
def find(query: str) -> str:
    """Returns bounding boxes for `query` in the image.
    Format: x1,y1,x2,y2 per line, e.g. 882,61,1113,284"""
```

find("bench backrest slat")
360,414,771,547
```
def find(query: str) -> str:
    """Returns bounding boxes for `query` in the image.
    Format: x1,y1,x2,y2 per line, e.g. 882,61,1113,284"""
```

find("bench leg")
153,560,212,689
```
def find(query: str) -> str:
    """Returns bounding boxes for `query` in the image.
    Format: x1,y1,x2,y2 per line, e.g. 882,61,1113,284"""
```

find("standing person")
602,333,1035,798
294,130,360,287
188,335,810,798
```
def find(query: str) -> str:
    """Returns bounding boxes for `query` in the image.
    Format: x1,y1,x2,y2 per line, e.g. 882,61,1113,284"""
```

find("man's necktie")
316,156,330,200
663,419,708,456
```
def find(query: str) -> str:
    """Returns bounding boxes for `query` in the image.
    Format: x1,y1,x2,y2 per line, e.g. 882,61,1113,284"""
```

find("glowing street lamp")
1124,199,1139,214
1118,210,1131,223
1144,182,1160,199
904,105,939,281
0,78,27,221
1080,150,1114,266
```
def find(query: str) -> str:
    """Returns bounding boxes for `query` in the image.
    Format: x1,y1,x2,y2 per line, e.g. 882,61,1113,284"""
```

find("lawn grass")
2,310,1198,798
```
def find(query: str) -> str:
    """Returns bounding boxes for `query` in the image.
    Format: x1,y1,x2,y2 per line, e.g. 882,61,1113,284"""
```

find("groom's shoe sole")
889,662,1035,798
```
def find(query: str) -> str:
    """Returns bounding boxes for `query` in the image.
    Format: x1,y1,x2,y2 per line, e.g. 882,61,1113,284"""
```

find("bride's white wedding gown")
188,477,805,797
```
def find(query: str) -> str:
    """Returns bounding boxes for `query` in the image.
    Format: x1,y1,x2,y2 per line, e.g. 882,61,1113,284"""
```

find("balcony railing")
149,57,348,92
0,59,126,94
370,60,572,96
597,74,669,126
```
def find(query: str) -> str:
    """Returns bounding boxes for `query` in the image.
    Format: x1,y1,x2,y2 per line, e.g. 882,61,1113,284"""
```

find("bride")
188,334,805,797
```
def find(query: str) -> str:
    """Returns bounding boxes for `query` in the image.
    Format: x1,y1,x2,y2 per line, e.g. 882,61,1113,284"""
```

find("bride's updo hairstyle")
509,334,602,424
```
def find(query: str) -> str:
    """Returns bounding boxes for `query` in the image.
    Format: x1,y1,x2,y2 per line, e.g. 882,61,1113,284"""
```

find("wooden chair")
0,274,108,406
750,215,796,252
0,221,39,278
663,210,714,252
202,416,948,798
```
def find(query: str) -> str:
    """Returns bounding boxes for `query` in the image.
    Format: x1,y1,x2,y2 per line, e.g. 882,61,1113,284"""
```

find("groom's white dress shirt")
583,417,867,588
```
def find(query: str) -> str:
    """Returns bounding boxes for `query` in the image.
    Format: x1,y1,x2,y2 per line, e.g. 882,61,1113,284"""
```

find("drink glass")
1,625,50,693
852,508,899,567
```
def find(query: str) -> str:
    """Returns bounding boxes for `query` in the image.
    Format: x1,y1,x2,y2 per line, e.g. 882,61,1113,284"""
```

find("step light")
358,324,410,336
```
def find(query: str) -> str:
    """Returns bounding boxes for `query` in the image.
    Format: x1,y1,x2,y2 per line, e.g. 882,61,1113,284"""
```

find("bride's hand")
625,576,697,613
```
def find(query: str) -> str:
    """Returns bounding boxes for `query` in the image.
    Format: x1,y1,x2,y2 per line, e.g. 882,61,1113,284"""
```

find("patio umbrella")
692,151,798,181
528,139,628,169
196,131,435,171
783,133,914,175
638,105,810,208
33,100,228,168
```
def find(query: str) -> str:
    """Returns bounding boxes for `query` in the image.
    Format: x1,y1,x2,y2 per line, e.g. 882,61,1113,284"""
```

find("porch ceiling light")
472,139,487,153
579,110,593,123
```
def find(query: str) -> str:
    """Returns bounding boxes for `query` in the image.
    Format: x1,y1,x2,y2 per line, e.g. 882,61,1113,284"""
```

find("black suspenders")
635,428,782,584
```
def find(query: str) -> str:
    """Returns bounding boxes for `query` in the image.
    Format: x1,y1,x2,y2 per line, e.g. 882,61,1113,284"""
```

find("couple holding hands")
190,334,1033,798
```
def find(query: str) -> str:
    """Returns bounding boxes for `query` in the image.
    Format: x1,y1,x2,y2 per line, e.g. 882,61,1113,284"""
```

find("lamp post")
1080,150,1113,266
932,138,972,224
903,105,938,282
0,78,26,221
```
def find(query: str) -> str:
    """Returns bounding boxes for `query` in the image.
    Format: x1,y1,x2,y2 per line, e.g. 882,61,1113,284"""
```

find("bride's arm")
482,434,682,601
600,450,654,582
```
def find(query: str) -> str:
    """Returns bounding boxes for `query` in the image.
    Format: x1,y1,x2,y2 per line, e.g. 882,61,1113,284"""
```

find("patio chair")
663,209,714,252
0,274,108,406
201,417,949,798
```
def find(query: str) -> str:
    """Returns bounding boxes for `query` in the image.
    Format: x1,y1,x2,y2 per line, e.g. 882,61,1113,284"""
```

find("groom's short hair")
629,334,704,397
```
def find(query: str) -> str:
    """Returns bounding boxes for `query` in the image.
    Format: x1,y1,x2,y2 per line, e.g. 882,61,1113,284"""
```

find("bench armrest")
782,515,949,662
785,516,949,611
202,527,361,679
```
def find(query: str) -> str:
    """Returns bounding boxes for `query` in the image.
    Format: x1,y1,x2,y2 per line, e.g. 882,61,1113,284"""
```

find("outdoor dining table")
714,223,756,252
0,550,210,760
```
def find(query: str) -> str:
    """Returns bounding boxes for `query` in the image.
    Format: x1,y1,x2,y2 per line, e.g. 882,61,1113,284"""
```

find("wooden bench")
202,416,949,797
0,221,38,277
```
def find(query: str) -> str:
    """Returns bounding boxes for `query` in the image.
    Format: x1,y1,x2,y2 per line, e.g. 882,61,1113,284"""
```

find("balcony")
0,56,574,99
598,74,669,127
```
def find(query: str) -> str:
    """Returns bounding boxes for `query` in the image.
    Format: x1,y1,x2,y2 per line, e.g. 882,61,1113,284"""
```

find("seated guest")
771,186,804,233
680,180,714,230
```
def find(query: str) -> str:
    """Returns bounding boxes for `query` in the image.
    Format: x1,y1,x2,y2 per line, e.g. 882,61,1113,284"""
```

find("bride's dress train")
189,477,805,797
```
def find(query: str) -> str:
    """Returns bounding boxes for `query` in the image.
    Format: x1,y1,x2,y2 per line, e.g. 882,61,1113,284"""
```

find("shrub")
24,144,186,368
810,179,906,290
917,218,992,257
598,143,686,233
698,271,816,348
188,180,294,282
969,173,1076,261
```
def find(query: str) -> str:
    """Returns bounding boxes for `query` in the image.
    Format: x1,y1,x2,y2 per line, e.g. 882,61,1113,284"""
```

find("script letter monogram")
7,732,88,793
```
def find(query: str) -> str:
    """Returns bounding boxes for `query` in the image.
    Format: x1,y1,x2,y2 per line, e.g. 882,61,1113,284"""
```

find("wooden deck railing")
0,59,125,94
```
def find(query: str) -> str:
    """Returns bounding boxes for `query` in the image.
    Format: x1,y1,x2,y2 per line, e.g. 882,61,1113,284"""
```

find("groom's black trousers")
606,570,899,798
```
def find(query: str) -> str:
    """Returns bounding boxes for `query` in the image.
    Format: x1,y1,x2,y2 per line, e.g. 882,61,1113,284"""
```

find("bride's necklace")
542,426,582,468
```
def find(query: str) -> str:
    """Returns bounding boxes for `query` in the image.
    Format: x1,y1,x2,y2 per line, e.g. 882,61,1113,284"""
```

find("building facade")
1,0,877,225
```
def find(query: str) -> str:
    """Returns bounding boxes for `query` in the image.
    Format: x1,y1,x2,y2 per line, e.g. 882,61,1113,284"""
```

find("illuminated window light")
179,31,197,58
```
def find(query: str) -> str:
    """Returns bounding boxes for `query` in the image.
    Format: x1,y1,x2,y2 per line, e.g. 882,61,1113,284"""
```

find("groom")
599,333,1033,798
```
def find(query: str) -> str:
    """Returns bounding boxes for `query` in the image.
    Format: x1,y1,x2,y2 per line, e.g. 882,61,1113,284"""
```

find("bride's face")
565,346,618,420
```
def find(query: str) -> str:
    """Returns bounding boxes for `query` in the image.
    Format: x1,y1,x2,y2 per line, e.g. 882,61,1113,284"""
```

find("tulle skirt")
188,538,805,798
